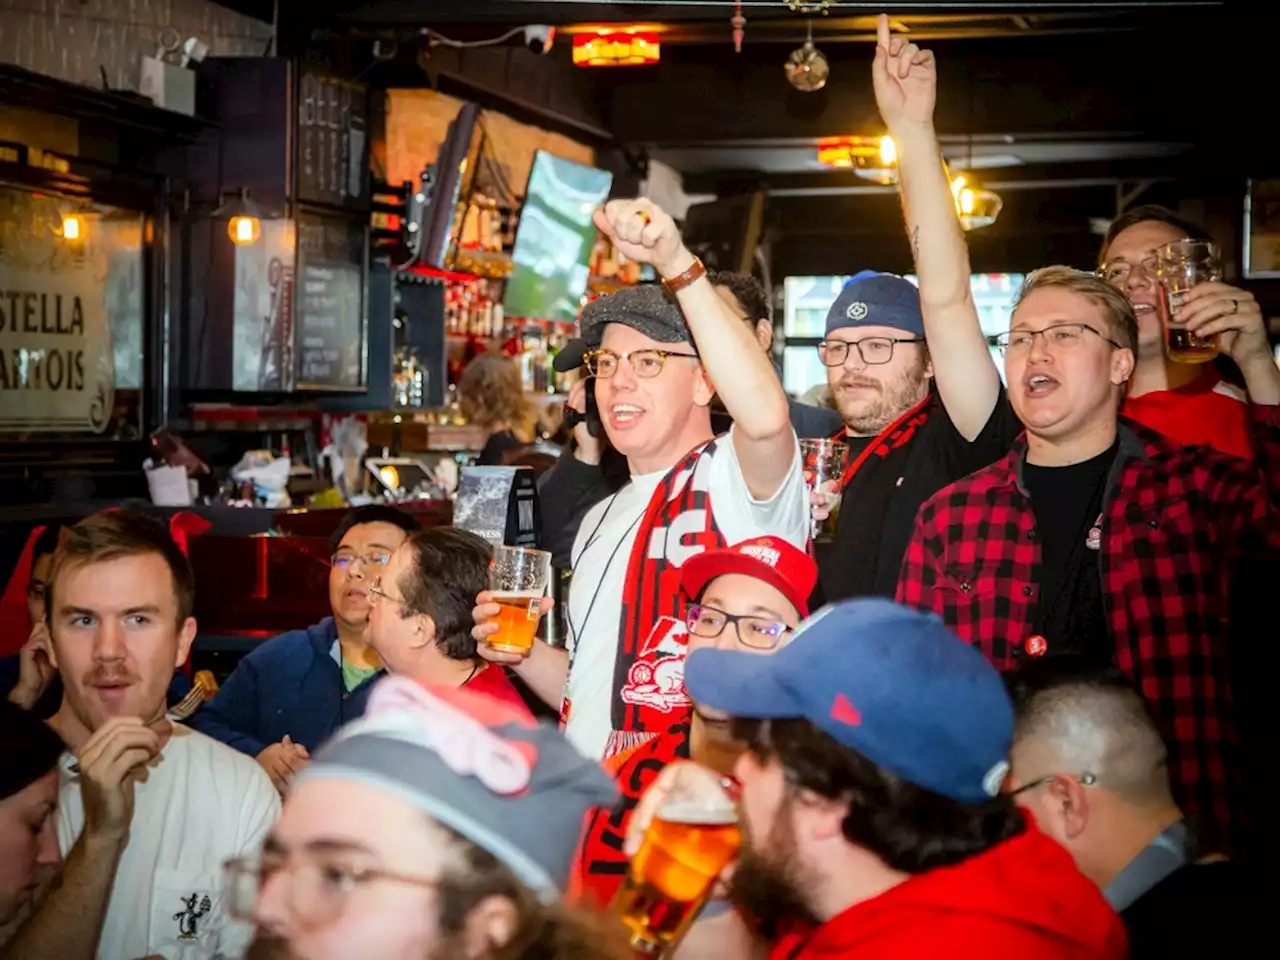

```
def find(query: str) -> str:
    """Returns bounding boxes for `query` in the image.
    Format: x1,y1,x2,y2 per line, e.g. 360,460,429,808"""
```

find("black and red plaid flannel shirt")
897,405,1279,856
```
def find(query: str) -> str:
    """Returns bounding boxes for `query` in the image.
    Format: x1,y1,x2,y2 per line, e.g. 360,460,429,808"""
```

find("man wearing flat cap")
475,199,808,763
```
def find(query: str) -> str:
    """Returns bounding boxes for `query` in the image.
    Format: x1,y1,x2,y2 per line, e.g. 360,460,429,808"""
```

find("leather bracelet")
660,256,706,295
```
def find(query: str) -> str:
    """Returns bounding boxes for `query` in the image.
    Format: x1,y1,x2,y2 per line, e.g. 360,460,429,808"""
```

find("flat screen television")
503,151,613,323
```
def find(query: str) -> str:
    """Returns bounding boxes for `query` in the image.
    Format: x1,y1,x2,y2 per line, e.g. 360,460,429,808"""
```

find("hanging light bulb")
61,213,83,241
785,21,829,92
213,188,265,247
949,174,1002,230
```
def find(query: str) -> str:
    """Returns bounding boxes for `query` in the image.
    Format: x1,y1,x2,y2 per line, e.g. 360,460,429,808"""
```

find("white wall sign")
0,190,116,433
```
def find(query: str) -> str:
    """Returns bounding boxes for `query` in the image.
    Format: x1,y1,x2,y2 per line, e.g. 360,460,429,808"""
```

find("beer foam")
490,590,542,600
657,802,738,826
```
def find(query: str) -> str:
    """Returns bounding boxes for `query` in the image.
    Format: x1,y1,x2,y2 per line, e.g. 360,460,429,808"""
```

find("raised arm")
873,14,1000,441
593,200,796,501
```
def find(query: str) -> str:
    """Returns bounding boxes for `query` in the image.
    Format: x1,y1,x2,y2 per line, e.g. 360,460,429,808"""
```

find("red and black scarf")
574,719,691,907
834,394,933,489
606,439,725,758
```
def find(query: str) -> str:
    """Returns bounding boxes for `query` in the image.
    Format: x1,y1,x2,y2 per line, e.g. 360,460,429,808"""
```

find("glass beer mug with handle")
612,763,741,955
1156,239,1223,364
486,545,551,656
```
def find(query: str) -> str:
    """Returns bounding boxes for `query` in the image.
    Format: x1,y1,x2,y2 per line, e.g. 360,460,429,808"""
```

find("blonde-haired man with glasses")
190,506,419,793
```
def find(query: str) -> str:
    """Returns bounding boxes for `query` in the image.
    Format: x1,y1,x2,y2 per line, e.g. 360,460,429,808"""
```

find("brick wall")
0,0,272,94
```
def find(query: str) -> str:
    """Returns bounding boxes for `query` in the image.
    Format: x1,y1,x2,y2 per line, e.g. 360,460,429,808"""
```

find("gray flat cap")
580,283,693,349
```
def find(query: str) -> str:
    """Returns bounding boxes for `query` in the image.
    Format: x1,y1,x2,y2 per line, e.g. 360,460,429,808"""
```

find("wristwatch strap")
660,256,707,295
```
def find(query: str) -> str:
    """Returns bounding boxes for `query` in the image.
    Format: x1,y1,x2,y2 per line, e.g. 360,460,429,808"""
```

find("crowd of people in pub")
0,15,1270,960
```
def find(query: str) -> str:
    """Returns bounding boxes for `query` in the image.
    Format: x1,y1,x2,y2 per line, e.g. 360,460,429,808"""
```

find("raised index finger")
876,13,891,50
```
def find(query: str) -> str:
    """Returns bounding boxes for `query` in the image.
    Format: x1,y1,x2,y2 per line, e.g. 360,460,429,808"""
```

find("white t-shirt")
57,723,280,960
564,430,808,760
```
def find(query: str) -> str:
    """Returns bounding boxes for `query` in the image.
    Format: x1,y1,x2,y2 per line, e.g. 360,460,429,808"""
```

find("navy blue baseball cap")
825,273,924,339
683,598,1013,804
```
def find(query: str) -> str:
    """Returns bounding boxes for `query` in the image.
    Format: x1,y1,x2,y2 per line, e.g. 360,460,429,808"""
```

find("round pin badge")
1025,634,1048,657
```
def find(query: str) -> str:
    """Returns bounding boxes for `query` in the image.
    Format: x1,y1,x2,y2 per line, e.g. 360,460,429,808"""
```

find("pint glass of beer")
799,438,849,543
612,768,740,954
1156,239,1222,364
487,546,551,656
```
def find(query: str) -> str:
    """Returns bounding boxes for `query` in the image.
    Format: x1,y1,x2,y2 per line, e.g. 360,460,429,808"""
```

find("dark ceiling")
213,2,1266,276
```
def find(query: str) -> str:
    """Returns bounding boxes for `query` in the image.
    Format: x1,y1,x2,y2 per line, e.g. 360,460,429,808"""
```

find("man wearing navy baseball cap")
812,268,1021,605
677,598,1126,958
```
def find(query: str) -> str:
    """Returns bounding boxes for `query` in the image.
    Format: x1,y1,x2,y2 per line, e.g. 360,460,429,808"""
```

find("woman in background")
458,353,538,465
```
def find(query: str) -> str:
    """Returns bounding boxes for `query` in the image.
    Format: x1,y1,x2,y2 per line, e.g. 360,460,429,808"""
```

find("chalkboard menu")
296,69,369,210
295,212,367,390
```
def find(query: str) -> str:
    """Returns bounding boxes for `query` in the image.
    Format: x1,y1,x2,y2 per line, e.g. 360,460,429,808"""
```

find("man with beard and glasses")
810,17,1024,604
573,536,814,915
634,599,1125,958
45,510,279,960
233,678,627,960
1098,205,1264,460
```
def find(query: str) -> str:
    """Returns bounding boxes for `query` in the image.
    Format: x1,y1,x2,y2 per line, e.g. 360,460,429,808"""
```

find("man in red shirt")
667,599,1126,959
1099,205,1264,459
365,528,532,718
574,536,815,912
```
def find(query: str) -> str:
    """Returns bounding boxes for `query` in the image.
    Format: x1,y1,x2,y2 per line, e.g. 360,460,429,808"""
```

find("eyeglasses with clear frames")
818,337,922,368
584,348,699,379
223,855,440,930
330,552,391,571
993,323,1122,355
686,604,792,650
368,577,405,605
1097,256,1158,285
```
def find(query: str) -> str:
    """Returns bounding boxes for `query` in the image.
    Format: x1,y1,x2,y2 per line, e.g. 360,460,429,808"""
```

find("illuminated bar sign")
0,190,116,433
572,30,660,67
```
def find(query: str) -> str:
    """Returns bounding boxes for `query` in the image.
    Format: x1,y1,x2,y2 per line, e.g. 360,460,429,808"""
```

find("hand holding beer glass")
800,439,849,543
613,762,740,955
482,545,551,657
1156,239,1222,364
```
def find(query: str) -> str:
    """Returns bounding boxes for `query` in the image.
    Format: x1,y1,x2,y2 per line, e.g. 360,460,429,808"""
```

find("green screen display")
503,152,613,323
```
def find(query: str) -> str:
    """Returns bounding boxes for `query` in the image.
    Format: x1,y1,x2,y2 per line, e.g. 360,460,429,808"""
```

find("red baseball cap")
681,536,816,618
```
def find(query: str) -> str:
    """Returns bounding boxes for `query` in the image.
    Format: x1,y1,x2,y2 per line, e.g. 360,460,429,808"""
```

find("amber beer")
488,591,542,655
1156,239,1222,364
613,804,741,954
487,545,550,657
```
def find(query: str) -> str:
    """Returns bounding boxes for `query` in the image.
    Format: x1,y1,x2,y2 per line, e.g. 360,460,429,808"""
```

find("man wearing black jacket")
538,271,840,567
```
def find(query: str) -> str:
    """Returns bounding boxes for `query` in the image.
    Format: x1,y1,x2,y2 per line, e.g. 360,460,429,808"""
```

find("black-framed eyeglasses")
993,323,1122,355
1010,771,1098,796
223,855,439,929
1097,256,1157,285
584,348,699,379
331,552,391,571
687,604,792,650
818,337,922,367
